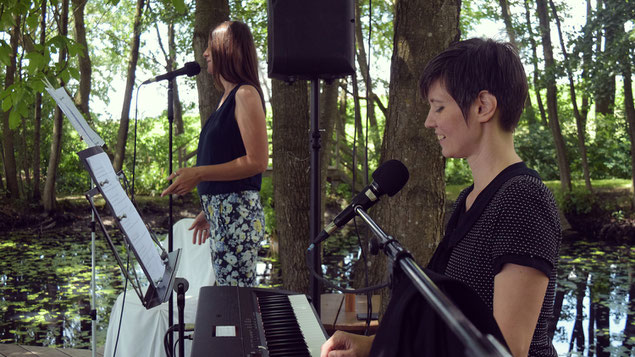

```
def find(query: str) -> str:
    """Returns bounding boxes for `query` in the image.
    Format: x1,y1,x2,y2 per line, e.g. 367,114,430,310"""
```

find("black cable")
112,247,131,357
306,244,388,295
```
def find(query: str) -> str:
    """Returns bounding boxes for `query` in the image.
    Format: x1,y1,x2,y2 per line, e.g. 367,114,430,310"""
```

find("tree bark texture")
43,0,69,211
372,0,459,295
113,0,145,172
72,0,92,118
1,14,21,199
193,0,228,126
536,0,572,192
271,79,311,294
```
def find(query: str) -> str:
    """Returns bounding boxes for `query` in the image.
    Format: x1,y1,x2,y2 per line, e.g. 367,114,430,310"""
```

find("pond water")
0,228,633,356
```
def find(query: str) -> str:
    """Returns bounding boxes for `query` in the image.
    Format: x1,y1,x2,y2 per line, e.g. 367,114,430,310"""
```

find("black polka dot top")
429,162,561,357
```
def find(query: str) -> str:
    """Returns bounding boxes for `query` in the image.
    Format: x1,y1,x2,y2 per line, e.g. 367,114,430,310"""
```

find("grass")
446,178,633,202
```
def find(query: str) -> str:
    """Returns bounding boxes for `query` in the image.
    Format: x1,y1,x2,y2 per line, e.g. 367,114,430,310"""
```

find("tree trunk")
536,0,572,192
319,80,339,216
271,79,311,294
549,0,592,192
1,14,21,199
372,0,458,312
112,0,145,172
498,0,535,124
524,0,548,127
193,0,228,126
72,0,91,118
351,74,368,188
580,0,592,123
619,31,635,207
594,0,616,116
32,0,47,201
43,0,69,212
355,1,381,155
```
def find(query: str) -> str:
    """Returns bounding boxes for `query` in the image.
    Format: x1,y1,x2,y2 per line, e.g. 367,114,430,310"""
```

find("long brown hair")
209,21,263,98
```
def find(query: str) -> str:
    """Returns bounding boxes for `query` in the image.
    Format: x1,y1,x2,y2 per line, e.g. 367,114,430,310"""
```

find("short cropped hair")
419,38,528,132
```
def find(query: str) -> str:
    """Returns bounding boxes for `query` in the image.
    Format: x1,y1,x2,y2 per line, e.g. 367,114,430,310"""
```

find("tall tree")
524,0,548,126
271,80,311,294
370,0,460,304
1,14,21,199
498,0,536,124
32,0,47,200
112,0,145,172
193,0,228,127
594,0,617,116
72,0,91,117
42,0,70,211
548,0,592,192
354,1,381,157
536,0,572,192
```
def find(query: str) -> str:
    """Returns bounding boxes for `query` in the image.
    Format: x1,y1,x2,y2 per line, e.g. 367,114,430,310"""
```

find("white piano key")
288,294,327,357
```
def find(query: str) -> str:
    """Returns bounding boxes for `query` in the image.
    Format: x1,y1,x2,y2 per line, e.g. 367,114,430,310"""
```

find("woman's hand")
320,331,374,357
189,211,210,245
161,167,200,197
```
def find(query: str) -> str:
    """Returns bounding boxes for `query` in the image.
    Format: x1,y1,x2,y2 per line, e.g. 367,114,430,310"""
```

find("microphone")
310,159,409,248
142,61,201,85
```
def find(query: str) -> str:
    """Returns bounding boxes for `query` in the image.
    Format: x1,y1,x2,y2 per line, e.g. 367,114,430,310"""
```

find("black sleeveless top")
196,84,262,195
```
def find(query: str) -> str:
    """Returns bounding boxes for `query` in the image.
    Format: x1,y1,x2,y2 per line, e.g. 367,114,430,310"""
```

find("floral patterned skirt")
200,190,265,287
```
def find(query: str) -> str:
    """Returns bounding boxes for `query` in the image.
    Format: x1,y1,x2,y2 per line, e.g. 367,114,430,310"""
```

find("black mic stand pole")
309,78,322,315
167,78,175,351
354,206,511,357
174,278,189,357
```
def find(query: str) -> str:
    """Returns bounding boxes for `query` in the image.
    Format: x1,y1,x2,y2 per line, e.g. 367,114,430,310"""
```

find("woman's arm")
161,85,268,197
493,263,549,357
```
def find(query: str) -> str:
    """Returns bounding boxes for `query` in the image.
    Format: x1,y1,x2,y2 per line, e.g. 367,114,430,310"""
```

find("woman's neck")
467,130,522,195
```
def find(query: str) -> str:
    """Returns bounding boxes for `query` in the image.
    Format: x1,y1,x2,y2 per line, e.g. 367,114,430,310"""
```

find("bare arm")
161,85,268,196
493,263,549,357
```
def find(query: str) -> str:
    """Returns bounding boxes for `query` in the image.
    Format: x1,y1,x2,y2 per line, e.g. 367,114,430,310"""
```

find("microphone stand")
167,78,175,351
353,206,511,357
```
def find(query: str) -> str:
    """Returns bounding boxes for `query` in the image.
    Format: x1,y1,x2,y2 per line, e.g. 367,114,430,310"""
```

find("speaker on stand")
267,0,355,316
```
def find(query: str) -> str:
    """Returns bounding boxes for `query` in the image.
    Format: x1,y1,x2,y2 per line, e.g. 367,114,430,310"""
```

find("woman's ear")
474,90,498,123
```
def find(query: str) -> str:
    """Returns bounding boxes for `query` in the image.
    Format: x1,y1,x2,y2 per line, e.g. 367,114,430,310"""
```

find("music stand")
78,146,181,309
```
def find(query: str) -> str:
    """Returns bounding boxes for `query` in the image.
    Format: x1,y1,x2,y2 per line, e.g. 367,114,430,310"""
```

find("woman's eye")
435,106,444,113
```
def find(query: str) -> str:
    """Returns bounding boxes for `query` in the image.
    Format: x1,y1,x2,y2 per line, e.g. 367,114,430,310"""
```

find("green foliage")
445,158,471,185
555,187,596,215
259,176,275,236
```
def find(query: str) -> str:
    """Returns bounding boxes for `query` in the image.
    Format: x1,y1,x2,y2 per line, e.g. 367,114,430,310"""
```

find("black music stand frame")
79,147,181,309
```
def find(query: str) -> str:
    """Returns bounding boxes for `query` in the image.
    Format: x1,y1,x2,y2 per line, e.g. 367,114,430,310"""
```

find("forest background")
0,0,634,296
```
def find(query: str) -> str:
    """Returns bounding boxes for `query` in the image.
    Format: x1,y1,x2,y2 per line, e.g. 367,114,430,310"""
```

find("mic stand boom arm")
353,206,511,357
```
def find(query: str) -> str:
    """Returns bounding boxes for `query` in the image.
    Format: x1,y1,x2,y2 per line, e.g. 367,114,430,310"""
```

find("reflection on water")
0,229,633,356
552,240,633,356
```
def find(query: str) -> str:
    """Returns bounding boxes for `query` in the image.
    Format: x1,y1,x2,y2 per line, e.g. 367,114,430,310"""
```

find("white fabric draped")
103,218,215,357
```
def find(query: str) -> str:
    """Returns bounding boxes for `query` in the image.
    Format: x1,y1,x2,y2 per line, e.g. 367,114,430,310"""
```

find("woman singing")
162,21,268,287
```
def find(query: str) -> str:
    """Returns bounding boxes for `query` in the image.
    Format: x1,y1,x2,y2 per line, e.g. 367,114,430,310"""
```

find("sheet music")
44,79,105,148
85,151,165,284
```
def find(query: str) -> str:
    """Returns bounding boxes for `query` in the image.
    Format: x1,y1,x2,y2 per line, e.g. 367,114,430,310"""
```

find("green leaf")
8,109,20,130
0,43,11,67
1,99,12,112
172,0,186,13
68,67,80,80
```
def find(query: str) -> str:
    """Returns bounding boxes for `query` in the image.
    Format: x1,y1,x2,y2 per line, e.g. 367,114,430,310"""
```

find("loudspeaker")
267,0,355,82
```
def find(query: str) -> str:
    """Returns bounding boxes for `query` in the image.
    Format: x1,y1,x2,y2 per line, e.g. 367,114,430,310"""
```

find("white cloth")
104,218,215,357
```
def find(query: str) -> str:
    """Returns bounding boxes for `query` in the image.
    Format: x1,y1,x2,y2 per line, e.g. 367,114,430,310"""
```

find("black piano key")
257,293,313,357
